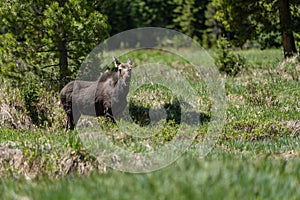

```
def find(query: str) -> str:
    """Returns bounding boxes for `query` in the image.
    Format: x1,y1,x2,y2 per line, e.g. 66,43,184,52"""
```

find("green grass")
0,48,299,199
1,139,300,200
237,48,284,69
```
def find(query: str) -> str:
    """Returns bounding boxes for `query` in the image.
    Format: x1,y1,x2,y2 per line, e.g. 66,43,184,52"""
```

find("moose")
60,56,132,130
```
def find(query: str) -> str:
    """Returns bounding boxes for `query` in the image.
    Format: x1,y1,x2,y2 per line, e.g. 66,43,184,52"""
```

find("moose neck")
114,72,131,97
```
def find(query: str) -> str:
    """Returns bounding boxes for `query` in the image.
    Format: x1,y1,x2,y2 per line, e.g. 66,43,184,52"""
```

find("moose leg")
98,101,116,123
105,107,116,123
65,110,75,131
66,119,70,131
71,109,80,130
65,108,80,131
105,113,116,123
68,114,75,130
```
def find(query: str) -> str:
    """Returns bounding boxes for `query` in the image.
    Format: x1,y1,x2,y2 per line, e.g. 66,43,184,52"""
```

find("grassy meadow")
0,48,300,200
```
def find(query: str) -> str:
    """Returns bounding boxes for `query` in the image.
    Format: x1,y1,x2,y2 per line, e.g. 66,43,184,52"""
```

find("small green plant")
215,36,247,76
154,120,179,143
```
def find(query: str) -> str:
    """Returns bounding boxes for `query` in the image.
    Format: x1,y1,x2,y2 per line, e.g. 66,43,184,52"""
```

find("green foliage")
130,0,175,28
202,2,224,48
100,0,134,36
153,120,179,143
0,0,110,90
215,37,247,76
19,74,43,125
171,0,210,43
100,0,175,37
101,0,211,46
212,0,280,47
212,0,299,54
234,48,283,69
295,32,300,51
257,31,282,49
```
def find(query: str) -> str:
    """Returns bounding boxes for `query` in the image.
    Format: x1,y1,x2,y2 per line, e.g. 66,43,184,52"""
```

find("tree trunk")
278,0,297,58
58,35,70,90
58,0,70,89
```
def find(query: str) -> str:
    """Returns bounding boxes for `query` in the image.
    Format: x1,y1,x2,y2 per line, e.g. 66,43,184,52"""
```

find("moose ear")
127,58,132,65
113,56,121,68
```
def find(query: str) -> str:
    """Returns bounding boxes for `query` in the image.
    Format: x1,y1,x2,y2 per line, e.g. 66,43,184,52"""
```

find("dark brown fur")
60,57,132,130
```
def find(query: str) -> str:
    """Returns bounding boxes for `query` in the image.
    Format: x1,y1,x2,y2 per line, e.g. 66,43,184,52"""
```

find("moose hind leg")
65,109,80,131
66,111,75,131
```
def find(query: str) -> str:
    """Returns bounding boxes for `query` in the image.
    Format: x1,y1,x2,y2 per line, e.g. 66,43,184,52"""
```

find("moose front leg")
104,107,116,123
66,112,76,131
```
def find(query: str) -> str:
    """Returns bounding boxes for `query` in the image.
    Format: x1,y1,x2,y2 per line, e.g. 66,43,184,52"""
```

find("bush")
0,76,65,130
20,74,65,129
0,79,31,128
20,74,42,125
215,37,247,76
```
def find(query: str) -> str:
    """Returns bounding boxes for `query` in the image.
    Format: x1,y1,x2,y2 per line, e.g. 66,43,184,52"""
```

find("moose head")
113,56,132,86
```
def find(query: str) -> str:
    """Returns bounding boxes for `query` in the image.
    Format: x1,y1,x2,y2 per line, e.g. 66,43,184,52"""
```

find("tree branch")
41,64,59,69
36,49,59,53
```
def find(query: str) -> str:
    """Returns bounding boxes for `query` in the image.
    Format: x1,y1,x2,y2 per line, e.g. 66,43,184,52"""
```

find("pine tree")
0,0,110,90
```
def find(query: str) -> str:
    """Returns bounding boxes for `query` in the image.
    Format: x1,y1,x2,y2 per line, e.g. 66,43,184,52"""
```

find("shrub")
0,75,65,130
215,36,247,76
0,79,31,128
20,74,42,125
